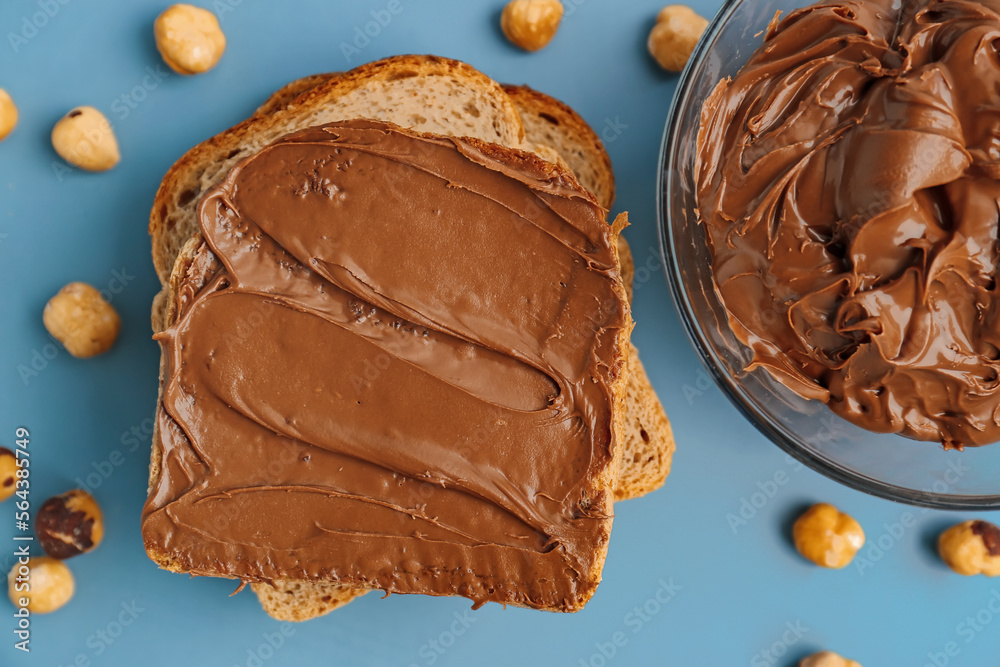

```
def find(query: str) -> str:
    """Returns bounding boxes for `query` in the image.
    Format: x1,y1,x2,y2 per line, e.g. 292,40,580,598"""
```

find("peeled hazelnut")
43,282,121,358
37,489,104,559
648,5,709,72
0,89,18,141
8,557,74,614
800,651,862,667
155,4,226,75
501,0,564,52
51,107,120,172
793,503,865,568
0,448,16,503
939,520,1000,576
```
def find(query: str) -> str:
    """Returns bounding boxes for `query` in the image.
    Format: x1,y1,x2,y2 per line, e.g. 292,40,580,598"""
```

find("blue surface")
1,1,998,665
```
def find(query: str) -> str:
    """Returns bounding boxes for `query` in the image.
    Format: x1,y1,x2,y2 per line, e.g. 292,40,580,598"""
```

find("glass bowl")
657,0,1000,510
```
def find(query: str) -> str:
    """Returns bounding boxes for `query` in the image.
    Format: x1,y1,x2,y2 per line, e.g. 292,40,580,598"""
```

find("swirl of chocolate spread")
697,0,1000,448
141,120,630,610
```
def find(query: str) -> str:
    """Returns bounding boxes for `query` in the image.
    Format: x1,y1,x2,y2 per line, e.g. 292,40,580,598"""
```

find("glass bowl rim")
655,0,1000,511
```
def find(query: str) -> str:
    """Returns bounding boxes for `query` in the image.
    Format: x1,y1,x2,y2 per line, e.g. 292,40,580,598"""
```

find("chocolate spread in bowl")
696,0,1000,448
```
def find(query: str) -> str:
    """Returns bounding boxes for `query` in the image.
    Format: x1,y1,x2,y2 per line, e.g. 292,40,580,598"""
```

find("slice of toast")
148,120,633,613
148,56,673,620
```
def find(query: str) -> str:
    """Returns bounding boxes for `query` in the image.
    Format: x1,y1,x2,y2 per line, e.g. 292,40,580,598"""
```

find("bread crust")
250,72,339,119
502,84,616,210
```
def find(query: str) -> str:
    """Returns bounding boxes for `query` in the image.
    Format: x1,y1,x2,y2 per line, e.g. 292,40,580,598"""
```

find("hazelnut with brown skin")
939,520,1000,576
8,557,74,614
37,489,104,559
0,448,16,502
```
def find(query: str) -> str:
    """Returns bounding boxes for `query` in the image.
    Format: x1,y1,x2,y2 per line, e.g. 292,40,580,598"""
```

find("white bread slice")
149,57,672,620
150,131,633,615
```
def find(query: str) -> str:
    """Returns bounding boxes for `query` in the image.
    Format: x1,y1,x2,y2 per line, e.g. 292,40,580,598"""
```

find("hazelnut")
0,89,18,141
0,448,16,503
51,107,120,172
800,652,862,667
647,5,709,72
37,490,104,559
155,4,226,75
8,557,74,614
938,520,1000,576
793,503,865,568
43,282,121,358
501,0,564,52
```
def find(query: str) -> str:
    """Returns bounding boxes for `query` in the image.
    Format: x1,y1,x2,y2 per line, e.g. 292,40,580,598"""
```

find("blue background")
0,0,998,665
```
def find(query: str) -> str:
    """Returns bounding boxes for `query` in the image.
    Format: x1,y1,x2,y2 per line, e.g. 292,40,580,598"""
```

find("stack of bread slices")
148,54,675,621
